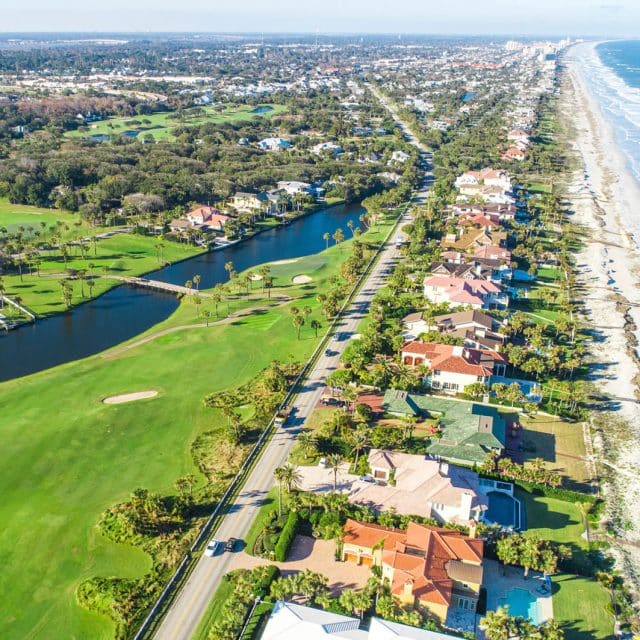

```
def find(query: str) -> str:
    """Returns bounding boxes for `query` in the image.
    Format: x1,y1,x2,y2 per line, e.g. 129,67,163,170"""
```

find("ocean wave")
580,44,640,185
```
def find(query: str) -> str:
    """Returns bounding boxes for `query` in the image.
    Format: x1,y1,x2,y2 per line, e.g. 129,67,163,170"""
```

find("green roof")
381,390,507,466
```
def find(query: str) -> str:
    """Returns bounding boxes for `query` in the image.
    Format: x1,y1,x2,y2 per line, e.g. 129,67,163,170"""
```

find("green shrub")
274,511,299,561
479,472,596,504
256,565,281,595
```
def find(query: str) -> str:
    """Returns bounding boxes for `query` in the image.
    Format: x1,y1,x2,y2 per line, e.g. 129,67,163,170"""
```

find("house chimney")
403,579,414,597
460,492,473,521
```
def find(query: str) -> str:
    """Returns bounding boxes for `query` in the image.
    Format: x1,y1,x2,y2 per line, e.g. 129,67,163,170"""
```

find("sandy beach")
564,43,640,583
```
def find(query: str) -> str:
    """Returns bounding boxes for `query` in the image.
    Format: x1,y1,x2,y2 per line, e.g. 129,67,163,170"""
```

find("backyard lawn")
520,490,586,545
518,414,590,489
553,574,614,640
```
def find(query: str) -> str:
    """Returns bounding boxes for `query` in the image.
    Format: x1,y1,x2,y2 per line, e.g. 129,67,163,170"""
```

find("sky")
1,0,639,37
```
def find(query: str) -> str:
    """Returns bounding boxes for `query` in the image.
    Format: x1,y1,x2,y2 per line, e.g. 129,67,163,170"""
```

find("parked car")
225,537,239,552
204,538,223,557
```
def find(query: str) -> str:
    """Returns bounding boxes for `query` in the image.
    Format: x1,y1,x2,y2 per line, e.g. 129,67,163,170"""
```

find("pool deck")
484,559,553,624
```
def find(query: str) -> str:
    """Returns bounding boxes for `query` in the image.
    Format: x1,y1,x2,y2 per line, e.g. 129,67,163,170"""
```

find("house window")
477,376,484,382
443,383,459,390
433,370,441,377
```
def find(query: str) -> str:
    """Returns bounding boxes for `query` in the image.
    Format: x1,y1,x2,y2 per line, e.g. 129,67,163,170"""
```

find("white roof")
369,618,461,640
261,601,367,639
260,605,460,640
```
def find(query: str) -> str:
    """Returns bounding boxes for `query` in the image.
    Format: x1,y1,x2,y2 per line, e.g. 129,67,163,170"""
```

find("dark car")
225,537,239,552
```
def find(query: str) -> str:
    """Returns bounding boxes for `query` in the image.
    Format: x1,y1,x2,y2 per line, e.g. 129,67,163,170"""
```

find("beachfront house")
342,519,484,622
295,449,488,524
380,391,507,465
422,275,508,309
400,341,507,392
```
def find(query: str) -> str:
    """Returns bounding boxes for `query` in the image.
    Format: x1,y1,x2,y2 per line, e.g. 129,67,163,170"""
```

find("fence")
132,203,410,640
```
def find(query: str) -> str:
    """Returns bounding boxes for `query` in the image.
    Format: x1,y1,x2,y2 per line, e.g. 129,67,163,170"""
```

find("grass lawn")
519,489,586,545
552,574,614,640
3,234,201,317
0,198,84,239
519,414,590,489
67,103,288,141
0,211,396,640
243,487,278,556
288,407,340,465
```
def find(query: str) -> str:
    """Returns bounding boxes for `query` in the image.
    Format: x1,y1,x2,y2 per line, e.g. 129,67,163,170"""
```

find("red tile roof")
401,341,507,376
345,520,483,607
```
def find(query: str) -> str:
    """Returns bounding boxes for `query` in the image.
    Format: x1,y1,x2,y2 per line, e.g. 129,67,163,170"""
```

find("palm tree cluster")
496,533,570,578
480,607,564,640
481,452,561,488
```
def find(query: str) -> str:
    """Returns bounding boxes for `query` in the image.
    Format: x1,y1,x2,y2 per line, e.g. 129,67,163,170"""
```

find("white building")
260,601,463,640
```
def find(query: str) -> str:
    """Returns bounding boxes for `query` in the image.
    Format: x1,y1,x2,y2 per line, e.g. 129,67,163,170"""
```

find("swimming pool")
485,491,521,529
499,588,543,624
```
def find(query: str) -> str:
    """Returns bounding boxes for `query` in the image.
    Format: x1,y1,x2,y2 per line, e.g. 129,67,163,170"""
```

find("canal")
0,202,364,381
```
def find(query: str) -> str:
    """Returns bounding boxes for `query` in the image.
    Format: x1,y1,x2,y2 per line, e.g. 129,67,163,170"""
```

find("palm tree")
193,274,201,290
350,429,370,472
224,261,234,282
210,285,223,318
480,608,512,640
310,318,321,337
292,313,305,339
326,454,343,492
347,219,355,236
274,464,300,517
323,232,330,249
332,228,345,245
297,432,317,460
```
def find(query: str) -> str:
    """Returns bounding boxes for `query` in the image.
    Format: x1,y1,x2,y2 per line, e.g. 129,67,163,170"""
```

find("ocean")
584,41,640,186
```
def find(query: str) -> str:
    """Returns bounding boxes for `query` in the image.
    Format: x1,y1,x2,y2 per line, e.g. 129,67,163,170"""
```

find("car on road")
204,538,223,557
225,537,239,552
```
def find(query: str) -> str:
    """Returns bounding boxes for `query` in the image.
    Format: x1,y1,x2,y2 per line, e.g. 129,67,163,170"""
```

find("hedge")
479,472,596,504
274,511,299,562
256,565,281,596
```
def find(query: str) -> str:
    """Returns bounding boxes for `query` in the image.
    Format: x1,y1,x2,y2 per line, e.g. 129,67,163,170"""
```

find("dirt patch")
103,391,158,404
292,274,312,284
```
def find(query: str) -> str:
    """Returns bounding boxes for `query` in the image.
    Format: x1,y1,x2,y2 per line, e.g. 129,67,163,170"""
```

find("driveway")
228,535,371,594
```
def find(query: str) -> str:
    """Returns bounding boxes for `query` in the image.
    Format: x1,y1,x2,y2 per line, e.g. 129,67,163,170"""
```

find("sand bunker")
292,275,312,284
103,391,158,404
271,259,298,265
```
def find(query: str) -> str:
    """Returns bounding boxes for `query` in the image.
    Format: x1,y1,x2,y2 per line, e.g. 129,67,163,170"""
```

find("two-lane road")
152,84,432,640
153,209,414,640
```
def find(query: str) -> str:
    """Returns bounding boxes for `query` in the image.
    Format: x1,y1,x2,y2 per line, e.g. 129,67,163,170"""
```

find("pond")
0,203,364,381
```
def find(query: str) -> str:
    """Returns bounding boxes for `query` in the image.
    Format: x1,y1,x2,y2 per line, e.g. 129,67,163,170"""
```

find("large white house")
261,601,463,640
401,341,508,393
423,275,508,309
454,168,512,192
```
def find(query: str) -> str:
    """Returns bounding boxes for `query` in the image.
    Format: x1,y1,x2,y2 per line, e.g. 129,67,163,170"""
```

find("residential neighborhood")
0,30,626,640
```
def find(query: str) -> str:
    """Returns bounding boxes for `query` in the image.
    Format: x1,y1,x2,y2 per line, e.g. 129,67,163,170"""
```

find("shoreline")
563,43,640,585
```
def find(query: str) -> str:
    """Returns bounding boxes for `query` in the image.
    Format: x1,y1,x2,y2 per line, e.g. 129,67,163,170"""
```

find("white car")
204,538,223,557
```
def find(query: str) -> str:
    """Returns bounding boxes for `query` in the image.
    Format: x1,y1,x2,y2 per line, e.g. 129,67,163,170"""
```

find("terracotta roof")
342,519,406,550
346,520,484,608
401,341,507,376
